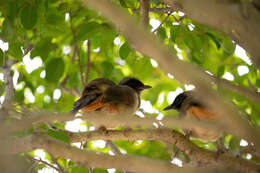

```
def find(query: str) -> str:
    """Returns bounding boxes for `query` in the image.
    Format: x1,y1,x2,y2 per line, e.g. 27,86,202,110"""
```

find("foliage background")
0,0,259,172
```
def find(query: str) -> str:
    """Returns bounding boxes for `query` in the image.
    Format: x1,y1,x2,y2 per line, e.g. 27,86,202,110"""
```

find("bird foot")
184,130,192,140
98,126,108,135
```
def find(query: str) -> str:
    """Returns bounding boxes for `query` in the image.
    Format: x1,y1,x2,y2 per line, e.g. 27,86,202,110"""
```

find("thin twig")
69,12,85,86
106,140,122,155
75,43,85,86
26,161,38,173
85,40,91,83
133,7,174,13
59,75,81,97
28,157,63,173
152,12,172,33
50,154,68,173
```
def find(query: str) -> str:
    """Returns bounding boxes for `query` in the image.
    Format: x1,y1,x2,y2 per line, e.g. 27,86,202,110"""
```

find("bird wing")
71,78,116,113
80,94,110,112
71,94,101,113
186,106,217,121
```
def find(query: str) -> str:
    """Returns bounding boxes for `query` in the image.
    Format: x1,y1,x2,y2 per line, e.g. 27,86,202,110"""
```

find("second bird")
163,90,221,142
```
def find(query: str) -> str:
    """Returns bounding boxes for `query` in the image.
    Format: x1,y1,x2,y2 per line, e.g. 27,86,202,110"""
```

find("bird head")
119,77,151,94
163,92,188,111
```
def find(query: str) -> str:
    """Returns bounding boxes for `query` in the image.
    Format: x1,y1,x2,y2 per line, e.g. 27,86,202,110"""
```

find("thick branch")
0,112,222,141
162,0,260,69
66,129,260,173
140,0,150,27
81,0,260,151
211,74,260,105
5,134,212,173
1,60,16,109
0,59,17,122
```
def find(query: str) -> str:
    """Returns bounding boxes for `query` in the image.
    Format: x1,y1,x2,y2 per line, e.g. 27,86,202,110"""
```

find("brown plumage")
71,77,151,115
163,90,221,142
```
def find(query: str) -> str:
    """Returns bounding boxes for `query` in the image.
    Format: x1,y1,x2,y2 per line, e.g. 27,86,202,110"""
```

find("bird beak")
163,105,174,111
141,85,152,90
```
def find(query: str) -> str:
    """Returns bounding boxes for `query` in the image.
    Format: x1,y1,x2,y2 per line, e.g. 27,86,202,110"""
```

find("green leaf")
119,42,131,59
0,49,3,66
156,27,166,40
217,66,225,77
221,39,235,56
8,43,23,60
68,166,89,173
47,129,70,144
119,0,128,8
93,168,108,173
20,4,37,29
31,39,56,61
256,79,260,88
46,12,64,25
151,0,161,5
101,61,114,77
45,58,65,83
1,19,14,41
170,25,182,43
76,22,101,41
206,32,221,49
0,81,4,96
229,136,240,153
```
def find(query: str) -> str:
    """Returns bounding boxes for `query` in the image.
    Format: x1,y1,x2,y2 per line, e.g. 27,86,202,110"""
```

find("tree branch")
5,134,214,173
60,75,81,97
152,12,172,33
140,0,150,27
0,57,17,122
0,112,225,139
64,129,260,173
70,13,85,86
27,157,63,173
210,74,260,105
162,0,260,70
81,0,260,152
85,40,91,83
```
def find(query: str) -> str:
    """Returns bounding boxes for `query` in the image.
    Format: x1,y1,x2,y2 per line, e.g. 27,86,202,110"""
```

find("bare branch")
0,57,17,122
59,75,81,97
140,0,150,27
210,74,260,105
3,134,227,173
65,129,260,173
152,12,172,33
106,140,122,155
0,112,225,139
70,13,85,86
1,60,16,109
85,40,91,83
27,157,63,173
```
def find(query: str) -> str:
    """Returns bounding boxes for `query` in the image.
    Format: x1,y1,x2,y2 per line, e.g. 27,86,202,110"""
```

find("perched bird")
71,77,151,115
71,78,116,114
163,91,221,142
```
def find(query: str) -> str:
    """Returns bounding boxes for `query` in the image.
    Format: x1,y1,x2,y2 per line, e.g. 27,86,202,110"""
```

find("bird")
163,90,222,142
71,77,151,115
